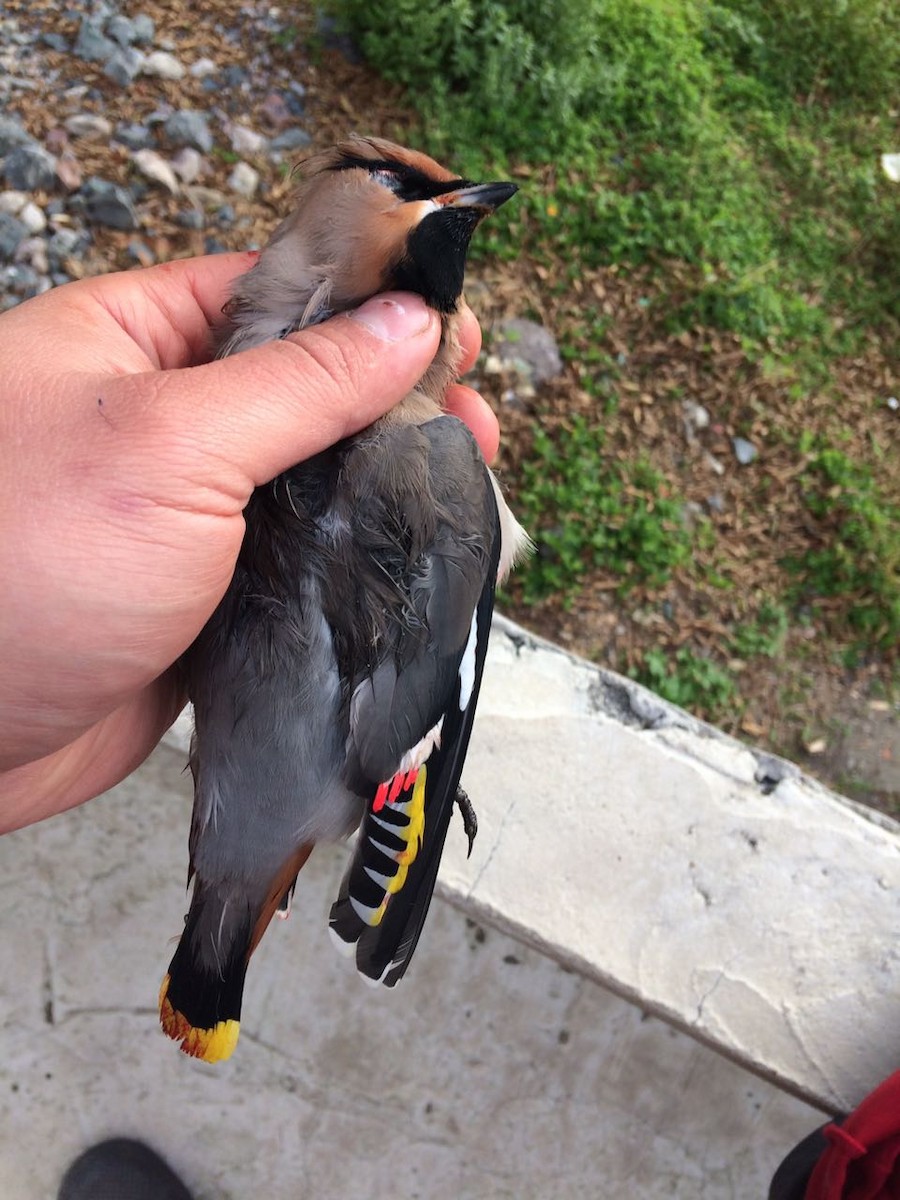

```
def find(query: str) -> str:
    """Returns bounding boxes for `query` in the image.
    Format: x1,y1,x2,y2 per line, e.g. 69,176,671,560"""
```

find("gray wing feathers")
347,416,497,783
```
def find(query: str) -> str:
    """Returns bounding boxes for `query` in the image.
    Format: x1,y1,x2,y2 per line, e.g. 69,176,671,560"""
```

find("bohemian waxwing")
159,136,529,1062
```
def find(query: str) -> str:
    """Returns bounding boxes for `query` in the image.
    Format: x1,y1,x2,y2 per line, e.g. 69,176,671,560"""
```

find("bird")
159,135,530,1063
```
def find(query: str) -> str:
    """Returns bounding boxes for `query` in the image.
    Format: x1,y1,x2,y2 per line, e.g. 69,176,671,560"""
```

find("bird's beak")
440,181,518,213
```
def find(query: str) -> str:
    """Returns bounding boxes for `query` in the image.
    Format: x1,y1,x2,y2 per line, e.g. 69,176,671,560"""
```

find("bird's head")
220,137,516,366
287,136,517,315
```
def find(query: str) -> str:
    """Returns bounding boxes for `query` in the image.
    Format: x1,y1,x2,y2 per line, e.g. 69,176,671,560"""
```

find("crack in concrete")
41,941,55,1027
468,796,519,895
692,970,726,1026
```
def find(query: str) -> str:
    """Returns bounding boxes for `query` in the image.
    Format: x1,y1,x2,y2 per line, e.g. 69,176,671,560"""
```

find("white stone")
227,161,259,199
15,236,49,274
141,50,185,80
189,55,218,79
0,190,27,214
169,147,203,185
881,152,900,182
18,201,46,234
132,148,180,194
64,113,113,139
228,123,268,157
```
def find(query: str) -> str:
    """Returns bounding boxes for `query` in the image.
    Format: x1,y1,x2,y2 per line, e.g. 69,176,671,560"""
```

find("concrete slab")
435,618,900,1114
0,741,820,1199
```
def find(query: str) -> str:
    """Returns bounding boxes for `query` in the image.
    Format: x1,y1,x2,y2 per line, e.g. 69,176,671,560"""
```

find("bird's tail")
159,881,254,1063
159,845,311,1063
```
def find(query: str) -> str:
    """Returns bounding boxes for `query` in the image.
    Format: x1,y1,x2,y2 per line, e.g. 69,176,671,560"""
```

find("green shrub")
731,600,790,658
634,647,737,718
515,417,693,602
329,0,899,346
784,448,900,651
705,0,900,103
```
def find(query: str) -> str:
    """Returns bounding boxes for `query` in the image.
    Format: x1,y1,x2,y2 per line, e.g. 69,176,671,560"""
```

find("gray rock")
176,209,204,230
189,57,218,79
229,124,268,157
221,65,247,88
41,32,70,52
170,147,203,184
113,122,155,150
732,436,758,466
270,127,311,153
227,162,258,199
0,212,28,261
104,47,145,86
284,91,305,118
46,226,91,269
0,116,35,157
106,14,140,47
73,17,118,64
81,178,139,230
164,110,213,153
215,203,236,226
494,318,563,386
706,492,726,515
3,263,41,295
15,236,49,275
64,114,113,139
131,14,155,44
3,145,58,192
682,400,710,438
204,235,228,254
142,50,184,81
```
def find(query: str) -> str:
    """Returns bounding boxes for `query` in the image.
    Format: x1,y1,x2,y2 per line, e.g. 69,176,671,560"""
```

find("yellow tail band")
158,975,240,1064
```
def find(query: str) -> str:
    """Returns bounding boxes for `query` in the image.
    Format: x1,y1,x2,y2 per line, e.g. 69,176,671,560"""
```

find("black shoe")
58,1138,194,1200
768,1122,831,1199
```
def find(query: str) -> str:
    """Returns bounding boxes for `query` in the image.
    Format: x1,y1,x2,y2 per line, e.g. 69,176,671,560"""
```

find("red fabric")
806,1071,900,1199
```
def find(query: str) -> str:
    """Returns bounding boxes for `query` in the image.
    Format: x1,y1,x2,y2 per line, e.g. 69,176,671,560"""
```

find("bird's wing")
329,416,500,984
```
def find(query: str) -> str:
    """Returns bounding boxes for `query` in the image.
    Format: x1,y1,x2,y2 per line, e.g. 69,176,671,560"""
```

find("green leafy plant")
634,647,737,719
731,600,790,658
515,417,693,602
784,448,900,652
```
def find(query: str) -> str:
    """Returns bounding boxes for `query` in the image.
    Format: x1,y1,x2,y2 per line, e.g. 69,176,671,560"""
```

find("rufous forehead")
336,137,456,182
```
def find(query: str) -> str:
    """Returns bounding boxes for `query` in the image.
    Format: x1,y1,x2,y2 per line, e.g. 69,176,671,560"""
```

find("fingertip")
444,385,500,464
456,303,483,374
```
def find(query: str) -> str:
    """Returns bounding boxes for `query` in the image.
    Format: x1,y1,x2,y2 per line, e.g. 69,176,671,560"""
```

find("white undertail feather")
489,473,533,582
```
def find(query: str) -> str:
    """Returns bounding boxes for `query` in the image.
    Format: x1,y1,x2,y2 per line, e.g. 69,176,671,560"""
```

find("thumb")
112,293,441,495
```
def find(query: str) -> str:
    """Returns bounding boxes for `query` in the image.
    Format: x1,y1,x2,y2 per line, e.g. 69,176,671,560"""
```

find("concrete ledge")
165,615,900,1115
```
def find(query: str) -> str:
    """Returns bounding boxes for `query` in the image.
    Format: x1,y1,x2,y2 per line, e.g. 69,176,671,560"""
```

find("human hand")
0,254,498,832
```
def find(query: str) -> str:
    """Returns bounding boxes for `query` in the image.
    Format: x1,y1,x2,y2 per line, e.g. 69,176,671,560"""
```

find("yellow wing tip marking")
158,974,240,1064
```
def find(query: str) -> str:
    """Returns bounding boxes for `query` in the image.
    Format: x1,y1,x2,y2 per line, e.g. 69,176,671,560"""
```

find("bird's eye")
372,168,401,191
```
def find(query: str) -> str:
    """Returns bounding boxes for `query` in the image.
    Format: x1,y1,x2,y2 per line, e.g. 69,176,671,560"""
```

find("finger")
104,293,443,498
87,252,261,370
445,384,500,464
455,303,482,375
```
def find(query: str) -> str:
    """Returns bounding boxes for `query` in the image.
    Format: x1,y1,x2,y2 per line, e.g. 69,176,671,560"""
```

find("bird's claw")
455,787,478,857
